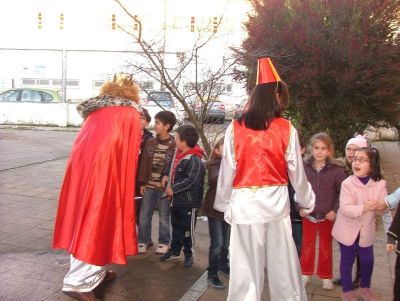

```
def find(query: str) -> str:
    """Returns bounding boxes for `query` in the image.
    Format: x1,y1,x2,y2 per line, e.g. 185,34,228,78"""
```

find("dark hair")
176,125,199,148
141,108,151,123
355,147,383,181
298,132,305,150
238,81,289,130
155,111,176,132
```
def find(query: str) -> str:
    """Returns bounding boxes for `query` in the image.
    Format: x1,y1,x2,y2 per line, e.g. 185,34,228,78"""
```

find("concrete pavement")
0,127,398,300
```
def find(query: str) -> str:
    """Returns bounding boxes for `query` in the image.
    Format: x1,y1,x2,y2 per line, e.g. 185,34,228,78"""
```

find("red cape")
53,106,142,266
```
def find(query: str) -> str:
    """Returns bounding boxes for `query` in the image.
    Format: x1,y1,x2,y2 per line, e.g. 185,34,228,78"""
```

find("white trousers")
62,255,107,292
227,216,307,301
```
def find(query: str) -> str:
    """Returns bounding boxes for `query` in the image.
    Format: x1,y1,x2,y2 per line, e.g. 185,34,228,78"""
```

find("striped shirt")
146,139,172,188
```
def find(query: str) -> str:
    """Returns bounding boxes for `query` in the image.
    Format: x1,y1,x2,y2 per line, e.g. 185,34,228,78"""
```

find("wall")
0,102,82,127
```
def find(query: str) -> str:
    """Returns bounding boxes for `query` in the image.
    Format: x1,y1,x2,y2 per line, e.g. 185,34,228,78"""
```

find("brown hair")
210,135,225,160
310,133,334,158
239,81,289,130
141,107,151,123
155,111,176,132
354,147,383,181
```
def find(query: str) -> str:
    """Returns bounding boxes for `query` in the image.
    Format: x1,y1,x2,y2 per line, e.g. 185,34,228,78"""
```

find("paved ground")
0,127,398,300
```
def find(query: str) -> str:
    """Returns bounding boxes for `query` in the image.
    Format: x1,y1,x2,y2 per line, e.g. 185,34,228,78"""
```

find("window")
39,91,54,102
22,79,36,86
226,84,232,93
66,80,79,87
139,81,154,90
93,80,105,88
0,90,19,102
52,79,62,86
21,90,41,102
38,79,50,85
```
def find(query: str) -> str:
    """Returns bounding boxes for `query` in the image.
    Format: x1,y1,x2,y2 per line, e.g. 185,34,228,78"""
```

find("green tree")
238,0,400,151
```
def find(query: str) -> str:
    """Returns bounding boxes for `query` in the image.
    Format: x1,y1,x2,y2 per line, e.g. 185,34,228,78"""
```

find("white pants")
228,216,307,301
62,255,107,292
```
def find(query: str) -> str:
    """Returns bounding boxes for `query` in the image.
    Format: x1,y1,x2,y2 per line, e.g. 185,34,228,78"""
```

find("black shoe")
352,276,361,289
207,275,225,290
219,266,230,278
333,278,342,286
184,255,193,268
160,251,180,261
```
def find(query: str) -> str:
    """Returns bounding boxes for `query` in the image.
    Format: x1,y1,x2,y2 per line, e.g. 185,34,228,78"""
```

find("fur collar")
76,95,140,120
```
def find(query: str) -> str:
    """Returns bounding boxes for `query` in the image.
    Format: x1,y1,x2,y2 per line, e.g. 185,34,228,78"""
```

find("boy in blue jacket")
160,125,205,267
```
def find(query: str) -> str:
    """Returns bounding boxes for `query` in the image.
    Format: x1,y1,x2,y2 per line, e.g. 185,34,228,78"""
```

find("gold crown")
112,74,134,87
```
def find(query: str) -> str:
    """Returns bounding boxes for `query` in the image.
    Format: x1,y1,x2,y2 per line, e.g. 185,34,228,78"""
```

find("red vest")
233,117,291,188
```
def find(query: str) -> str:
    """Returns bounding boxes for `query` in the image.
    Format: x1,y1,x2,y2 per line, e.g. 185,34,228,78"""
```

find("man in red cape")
53,74,142,301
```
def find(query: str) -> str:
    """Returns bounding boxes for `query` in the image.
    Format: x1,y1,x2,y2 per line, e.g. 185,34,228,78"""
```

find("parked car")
234,99,247,119
206,100,226,124
0,88,62,103
141,90,184,126
143,91,174,108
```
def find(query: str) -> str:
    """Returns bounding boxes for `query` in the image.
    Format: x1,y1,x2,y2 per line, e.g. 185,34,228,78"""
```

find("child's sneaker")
155,244,169,255
219,266,230,278
357,288,378,301
184,254,193,268
341,291,358,301
322,279,334,290
302,275,310,286
207,275,225,290
160,251,180,261
138,243,147,254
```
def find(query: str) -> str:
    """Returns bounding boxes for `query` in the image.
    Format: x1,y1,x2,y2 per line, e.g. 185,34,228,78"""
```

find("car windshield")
147,92,173,107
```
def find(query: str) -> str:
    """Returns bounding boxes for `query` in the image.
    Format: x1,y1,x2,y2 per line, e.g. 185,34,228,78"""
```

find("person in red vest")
53,74,142,301
215,58,315,301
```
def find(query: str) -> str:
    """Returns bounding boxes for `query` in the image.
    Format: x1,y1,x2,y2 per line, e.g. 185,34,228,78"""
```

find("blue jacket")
165,151,205,208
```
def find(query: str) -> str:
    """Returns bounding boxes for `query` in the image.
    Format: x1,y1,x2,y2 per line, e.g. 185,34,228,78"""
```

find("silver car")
205,101,226,124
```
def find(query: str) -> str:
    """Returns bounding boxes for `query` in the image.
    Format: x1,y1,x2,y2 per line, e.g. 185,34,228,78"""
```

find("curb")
179,271,208,301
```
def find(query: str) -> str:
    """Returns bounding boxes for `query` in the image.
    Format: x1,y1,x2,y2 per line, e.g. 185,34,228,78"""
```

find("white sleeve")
214,122,236,213
287,125,315,212
382,211,393,234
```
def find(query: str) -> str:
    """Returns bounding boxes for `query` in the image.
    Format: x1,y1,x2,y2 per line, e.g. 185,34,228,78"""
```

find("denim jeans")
291,221,302,258
207,216,231,276
138,188,171,245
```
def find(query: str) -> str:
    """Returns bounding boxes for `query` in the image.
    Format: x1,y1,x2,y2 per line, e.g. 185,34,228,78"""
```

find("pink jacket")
332,175,387,247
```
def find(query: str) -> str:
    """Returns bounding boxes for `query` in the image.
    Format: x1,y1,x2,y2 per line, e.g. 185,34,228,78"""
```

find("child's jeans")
138,188,171,245
207,216,231,276
291,221,302,258
170,207,197,256
339,238,374,292
300,218,333,279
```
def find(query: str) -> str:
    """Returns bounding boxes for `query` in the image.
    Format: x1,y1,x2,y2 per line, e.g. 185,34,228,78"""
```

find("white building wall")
0,0,251,125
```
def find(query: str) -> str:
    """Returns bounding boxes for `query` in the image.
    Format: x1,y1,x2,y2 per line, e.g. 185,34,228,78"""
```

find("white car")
140,91,184,126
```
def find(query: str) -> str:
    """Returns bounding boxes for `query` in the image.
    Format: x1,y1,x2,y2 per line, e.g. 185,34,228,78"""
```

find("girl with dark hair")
215,58,315,301
332,147,388,301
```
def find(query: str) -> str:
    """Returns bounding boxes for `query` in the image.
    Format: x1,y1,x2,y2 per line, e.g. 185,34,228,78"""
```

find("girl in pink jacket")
332,148,387,301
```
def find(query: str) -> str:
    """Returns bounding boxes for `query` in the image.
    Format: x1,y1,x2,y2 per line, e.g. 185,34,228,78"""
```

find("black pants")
171,207,196,256
395,255,400,301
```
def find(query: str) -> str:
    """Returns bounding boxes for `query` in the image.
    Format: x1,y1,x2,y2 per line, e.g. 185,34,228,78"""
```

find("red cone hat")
256,57,281,85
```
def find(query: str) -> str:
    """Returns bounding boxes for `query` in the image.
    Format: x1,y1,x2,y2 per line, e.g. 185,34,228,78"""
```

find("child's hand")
325,211,336,221
299,209,309,217
363,199,379,213
161,176,168,189
386,244,395,252
166,187,173,197
140,186,146,196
